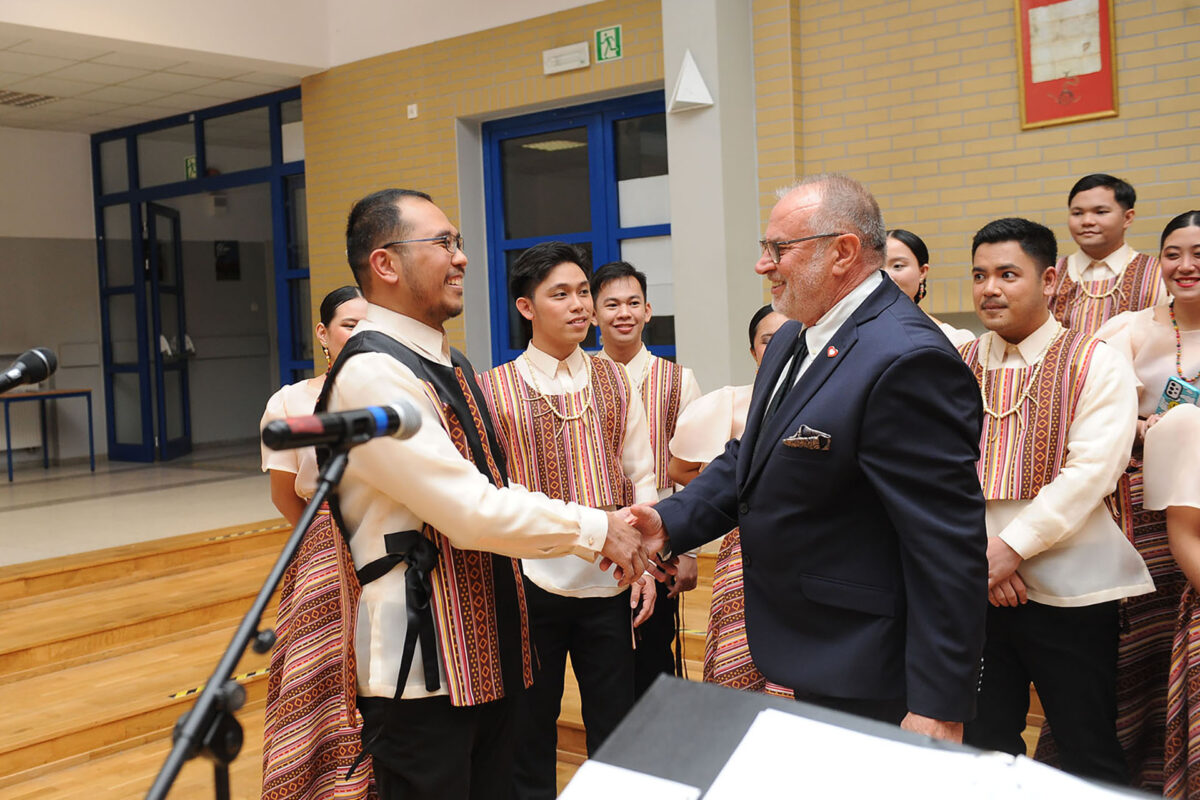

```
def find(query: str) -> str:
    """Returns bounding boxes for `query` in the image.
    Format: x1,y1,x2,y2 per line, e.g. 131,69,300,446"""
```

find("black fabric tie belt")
356,530,442,695
348,530,441,779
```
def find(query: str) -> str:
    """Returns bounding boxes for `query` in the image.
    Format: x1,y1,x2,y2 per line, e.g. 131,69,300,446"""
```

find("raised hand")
601,510,650,587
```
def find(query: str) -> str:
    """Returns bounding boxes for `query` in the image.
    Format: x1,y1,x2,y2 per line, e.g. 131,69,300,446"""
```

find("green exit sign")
595,25,622,62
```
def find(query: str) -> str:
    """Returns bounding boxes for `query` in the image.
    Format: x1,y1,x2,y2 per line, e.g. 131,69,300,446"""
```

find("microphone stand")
145,445,352,800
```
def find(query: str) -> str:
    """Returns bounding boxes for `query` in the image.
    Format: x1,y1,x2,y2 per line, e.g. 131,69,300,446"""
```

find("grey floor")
0,441,280,567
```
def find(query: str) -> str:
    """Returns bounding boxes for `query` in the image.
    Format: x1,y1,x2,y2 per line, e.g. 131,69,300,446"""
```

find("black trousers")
513,579,635,800
963,599,1128,785
358,693,517,800
634,579,679,698
793,692,908,726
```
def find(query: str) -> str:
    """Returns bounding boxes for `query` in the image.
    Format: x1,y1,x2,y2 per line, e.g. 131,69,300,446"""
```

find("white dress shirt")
329,304,610,700
597,344,703,501
1066,243,1138,283
980,315,1153,607
768,270,884,403
514,343,658,596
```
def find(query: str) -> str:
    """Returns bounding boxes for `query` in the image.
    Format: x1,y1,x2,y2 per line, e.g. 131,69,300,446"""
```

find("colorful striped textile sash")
478,355,635,508
960,330,1098,500
420,363,534,706
1049,252,1166,334
262,505,376,800
640,356,684,491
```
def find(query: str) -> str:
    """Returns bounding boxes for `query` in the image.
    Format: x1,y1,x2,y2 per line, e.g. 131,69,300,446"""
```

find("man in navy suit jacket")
634,174,988,742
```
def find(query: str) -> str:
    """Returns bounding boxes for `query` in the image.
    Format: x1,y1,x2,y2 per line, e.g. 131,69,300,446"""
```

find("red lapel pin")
826,346,838,358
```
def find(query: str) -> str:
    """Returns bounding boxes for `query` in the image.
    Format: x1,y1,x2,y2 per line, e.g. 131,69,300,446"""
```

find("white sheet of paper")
703,709,1135,799
559,759,701,800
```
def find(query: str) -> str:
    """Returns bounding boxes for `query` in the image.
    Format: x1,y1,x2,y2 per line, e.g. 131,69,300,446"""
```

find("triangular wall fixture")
668,49,714,113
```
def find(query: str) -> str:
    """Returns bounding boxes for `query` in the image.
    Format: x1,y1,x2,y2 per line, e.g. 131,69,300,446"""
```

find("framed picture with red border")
1014,0,1118,130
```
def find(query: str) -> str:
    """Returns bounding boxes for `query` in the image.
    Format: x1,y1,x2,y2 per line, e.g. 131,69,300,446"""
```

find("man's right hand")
601,510,649,587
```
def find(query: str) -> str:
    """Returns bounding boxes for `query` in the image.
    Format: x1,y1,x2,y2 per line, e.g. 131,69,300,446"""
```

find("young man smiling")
1050,174,1168,333
591,260,702,696
476,242,658,800
959,217,1151,784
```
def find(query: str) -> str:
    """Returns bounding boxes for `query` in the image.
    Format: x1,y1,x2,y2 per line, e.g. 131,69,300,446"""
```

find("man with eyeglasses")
632,173,988,740
303,188,651,800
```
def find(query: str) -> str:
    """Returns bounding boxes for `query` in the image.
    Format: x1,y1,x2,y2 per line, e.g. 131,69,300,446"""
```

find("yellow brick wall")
793,0,1200,314
302,0,664,353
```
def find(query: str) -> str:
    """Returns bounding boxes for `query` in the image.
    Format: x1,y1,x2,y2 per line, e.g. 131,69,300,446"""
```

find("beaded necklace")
978,329,1061,444
519,352,594,430
1073,274,1125,302
1170,300,1200,384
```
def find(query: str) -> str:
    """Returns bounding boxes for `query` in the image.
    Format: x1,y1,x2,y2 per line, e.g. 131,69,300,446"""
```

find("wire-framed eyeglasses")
380,233,465,256
758,232,842,265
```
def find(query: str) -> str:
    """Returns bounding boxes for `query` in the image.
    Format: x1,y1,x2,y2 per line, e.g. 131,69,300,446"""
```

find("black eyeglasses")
380,233,464,256
758,232,842,265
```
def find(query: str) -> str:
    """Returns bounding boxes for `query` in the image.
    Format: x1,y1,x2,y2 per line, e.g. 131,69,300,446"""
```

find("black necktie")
762,330,808,428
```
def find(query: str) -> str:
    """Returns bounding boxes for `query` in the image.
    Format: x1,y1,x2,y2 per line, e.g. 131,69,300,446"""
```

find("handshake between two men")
598,504,673,586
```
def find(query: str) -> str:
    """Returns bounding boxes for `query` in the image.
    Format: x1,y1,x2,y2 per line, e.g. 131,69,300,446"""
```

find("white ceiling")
0,30,308,135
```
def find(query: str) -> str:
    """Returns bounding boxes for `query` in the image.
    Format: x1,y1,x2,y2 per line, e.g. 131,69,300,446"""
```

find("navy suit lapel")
745,323,859,488
741,275,901,490
737,320,802,488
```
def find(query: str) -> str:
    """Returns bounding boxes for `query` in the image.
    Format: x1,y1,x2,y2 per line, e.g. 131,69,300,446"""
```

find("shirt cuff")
999,520,1046,561
579,507,608,555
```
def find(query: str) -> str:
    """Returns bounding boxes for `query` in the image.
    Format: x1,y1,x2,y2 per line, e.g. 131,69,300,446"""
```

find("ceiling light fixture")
520,139,587,152
0,90,60,108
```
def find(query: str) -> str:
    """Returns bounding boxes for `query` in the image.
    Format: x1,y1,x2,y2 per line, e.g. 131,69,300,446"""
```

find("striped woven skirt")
703,529,792,698
261,506,376,800
1036,466,1181,792
1166,586,1200,798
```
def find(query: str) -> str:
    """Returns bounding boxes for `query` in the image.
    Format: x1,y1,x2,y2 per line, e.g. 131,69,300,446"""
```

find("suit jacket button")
738,502,750,515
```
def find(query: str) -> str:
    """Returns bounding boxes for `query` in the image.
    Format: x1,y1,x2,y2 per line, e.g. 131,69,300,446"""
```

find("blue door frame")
92,88,305,461
482,91,670,367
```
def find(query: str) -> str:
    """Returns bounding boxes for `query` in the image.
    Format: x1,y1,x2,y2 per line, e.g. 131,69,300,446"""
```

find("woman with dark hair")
667,304,792,696
258,285,371,800
259,285,367,524
886,228,976,347
1094,211,1200,797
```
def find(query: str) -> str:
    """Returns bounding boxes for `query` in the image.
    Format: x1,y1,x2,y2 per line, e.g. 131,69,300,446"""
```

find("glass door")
146,203,192,460
98,202,154,462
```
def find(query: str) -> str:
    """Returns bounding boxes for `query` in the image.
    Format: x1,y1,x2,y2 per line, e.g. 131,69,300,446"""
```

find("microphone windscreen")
16,348,57,382
389,400,422,440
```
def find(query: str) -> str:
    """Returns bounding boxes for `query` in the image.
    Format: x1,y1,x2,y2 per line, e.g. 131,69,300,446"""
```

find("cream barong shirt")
981,316,1153,607
513,343,658,597
329,305,610,701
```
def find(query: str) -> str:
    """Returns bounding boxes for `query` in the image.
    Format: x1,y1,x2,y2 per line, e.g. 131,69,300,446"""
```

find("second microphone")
262,401,422,451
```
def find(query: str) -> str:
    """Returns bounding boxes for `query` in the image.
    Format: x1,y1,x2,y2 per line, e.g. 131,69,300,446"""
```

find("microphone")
261,400,422,451
0,348,58,394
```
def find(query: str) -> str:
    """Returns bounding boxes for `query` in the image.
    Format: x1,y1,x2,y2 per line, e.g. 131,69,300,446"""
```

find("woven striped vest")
324,332,533,708
1048,252,1165,334
639,356,684,492
478,355,635,509
960,330,1099,500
